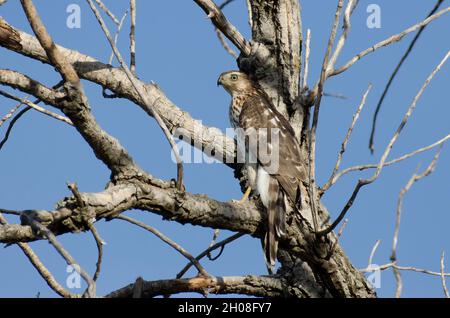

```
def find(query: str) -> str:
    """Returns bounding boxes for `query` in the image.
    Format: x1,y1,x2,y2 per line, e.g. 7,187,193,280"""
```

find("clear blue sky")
0,0,449,298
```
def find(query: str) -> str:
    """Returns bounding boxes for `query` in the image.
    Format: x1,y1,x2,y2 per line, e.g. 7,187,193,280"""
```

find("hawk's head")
217,71,253,96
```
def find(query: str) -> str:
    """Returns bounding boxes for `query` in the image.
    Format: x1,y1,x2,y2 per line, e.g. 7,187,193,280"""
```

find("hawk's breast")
229,95,246,128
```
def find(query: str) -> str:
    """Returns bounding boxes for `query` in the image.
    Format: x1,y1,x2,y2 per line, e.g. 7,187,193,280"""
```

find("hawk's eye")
230,74,238,81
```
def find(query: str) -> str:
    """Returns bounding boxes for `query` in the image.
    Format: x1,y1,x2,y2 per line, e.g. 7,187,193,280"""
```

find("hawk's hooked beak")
217,76,223,87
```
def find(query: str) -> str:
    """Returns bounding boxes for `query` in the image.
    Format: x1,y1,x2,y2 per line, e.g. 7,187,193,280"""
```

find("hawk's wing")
238,94,306,207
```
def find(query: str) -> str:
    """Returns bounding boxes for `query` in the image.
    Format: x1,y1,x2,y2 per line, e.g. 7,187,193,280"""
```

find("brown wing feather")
239,94,306,207
239,93,305,273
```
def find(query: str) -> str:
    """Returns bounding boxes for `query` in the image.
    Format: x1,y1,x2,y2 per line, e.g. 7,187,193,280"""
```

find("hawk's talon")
238,186,252,204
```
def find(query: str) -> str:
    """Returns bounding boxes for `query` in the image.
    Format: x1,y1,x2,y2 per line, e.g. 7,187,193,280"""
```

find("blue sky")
0,0,449,298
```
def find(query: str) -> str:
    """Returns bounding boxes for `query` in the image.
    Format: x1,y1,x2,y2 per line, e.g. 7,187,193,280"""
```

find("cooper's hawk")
218,71,306,272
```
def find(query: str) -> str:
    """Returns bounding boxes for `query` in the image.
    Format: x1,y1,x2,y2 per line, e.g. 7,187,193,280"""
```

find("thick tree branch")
106,275,288,298
0,17,237,166
0,68,145,178
0,171,375,298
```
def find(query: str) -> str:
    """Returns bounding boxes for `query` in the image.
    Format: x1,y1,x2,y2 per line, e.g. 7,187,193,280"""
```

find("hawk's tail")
263,184,286,274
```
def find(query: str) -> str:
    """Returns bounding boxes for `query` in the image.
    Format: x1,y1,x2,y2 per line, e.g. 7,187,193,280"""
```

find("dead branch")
94,0,120,25
116,214,209,277
329,133,450,187
0,100,22,127
0,213,77,298
308,0,344,232
369,0,446,154
321,84,372,193
0,89,73,125
441,252,449,298
0,17,237,166
330,6,450,77
390,148,442,297
177,232,244,279
301,28,311,90
129,0,136,74
106,275,288,298
317,51,450,236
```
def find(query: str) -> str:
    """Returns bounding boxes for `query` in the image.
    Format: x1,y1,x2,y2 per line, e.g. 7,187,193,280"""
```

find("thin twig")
89,224,104,282
0,0,66,149
328,133,450,188
308,0,344,233
0,102,23,127
218,0,234,9
0,107,30,151
391,149,441,262
0,90,73,125
441,251,450,298
0,209,22,216
326,0,358,74
391,149,441,297
207,228,221,260
129,0,136,74
326,218,348,259
302,29,311,90
361,263,450,277
103,10,129,99
116,214,209,277
108,10,129,65
176,232,244,279
94,0,120,25
317,51,450,236
245,0,253,28
193,0,251,56
323,92,347,100
321,84,372,193
393,266,402,298
215,28,238,58
87,0,185,190
0,213,77,298
21,213,95,297
67,182,104,282
368,239,381,267
216,0,238,57
330,6,450,77
369,0,445,154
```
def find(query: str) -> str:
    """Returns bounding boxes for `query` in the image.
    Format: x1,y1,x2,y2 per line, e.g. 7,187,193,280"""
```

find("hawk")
217,71,306,272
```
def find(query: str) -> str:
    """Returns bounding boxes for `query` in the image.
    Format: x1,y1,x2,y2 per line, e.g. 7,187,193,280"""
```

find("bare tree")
0,0,449,298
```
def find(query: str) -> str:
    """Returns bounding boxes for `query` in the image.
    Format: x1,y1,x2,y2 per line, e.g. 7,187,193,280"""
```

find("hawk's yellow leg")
238,187,252,204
